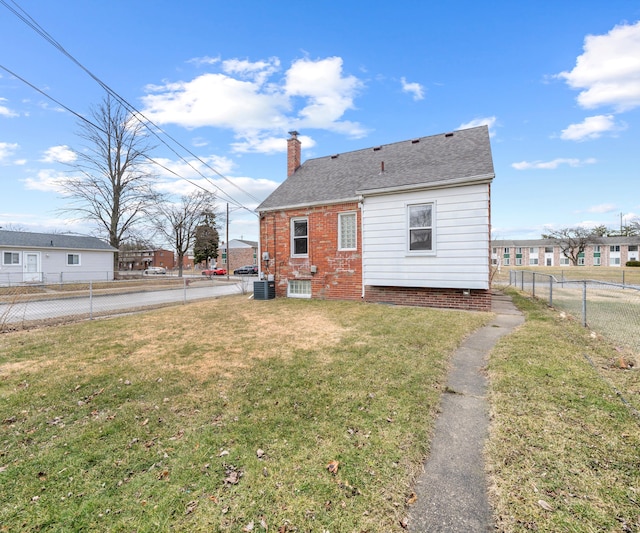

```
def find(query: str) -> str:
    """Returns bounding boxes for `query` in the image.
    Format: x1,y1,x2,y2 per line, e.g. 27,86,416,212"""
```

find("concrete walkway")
408,290,524,532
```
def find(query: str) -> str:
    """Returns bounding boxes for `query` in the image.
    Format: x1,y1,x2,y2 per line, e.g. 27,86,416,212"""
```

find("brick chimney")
287,131,301,177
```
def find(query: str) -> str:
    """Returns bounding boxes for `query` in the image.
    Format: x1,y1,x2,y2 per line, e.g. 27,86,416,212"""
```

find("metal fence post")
549,275,553,307
89,281,93,320
532,272,536,298
582,281,587,327
183,277,187,304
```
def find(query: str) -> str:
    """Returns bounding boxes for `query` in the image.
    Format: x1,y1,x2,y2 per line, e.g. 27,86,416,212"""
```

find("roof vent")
331,154,339,159
373,146,382,151
445,132,454,137
411,139,420,144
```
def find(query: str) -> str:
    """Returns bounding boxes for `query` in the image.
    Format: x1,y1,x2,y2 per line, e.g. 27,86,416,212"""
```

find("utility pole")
226,203,230,281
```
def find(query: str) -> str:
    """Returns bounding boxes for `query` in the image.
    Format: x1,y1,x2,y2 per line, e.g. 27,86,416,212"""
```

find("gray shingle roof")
0,230,116,251
257,126,494,211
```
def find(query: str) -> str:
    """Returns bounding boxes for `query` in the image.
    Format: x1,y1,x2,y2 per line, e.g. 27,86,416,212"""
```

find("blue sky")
1,1,639,244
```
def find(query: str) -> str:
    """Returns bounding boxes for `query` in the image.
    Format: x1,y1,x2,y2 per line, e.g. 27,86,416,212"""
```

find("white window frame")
529,257,539,266
407,202,435,254
291,217,309,258
67,253,81,266
287,279,311,298
3,251,21,265
338,212,357,251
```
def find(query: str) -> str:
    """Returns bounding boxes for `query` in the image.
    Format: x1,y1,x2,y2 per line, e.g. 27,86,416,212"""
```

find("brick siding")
364,286,492,312
259,202,363,300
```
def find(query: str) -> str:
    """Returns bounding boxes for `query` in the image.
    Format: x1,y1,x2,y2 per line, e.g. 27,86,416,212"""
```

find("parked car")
233,265,258,275
202,267,227,277
143,266,167,275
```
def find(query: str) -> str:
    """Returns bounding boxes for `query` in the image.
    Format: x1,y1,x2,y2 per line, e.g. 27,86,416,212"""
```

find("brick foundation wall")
364,285,492,312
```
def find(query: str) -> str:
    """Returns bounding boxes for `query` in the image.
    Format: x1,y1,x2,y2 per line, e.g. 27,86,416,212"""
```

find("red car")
202,267,227,277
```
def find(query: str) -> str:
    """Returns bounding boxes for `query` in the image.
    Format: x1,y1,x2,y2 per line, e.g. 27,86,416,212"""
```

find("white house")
0,230,116,284
257,127,495,311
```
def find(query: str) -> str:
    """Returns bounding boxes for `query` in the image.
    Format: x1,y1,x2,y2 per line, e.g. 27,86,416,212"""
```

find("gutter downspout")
358,195,365,299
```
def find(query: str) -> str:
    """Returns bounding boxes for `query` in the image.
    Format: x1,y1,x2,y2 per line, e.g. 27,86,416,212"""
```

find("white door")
23,252,41,282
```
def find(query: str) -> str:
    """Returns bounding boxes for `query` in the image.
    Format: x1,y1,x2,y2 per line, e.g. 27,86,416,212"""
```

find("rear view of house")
257,126,495,311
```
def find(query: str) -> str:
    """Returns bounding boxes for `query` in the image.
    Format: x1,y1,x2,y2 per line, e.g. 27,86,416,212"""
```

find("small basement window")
288,279,311,298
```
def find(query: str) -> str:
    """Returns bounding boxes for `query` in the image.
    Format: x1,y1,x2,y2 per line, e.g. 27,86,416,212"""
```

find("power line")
0,63,245,211
1,0,263,211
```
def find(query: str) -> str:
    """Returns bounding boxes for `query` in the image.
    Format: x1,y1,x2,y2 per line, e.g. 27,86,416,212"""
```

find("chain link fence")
509,270,640,354
0,274,255,331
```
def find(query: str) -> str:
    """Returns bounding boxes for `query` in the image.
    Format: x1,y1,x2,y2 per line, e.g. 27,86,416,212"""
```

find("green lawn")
0,296,488,532
487,290,640,532
2,292,638,532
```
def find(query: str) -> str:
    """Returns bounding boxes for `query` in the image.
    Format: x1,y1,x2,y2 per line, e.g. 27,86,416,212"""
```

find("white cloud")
586,203,617,214
23,169,68,193
141,55,367,151
458,116,498,137
560,114,622,141
558,20,640,111
222,57,281,84
400,77,425,101
187,55,220,66
511,157,597,170
0,142,19,163
231,134,316,154
149,154,235,180
41,145,77,163
0,98,18,118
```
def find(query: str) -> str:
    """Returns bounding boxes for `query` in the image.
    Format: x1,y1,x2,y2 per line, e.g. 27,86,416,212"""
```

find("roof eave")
256,196,361,214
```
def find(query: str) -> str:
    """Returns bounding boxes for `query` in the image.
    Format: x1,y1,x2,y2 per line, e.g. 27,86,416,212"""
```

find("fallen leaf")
242,521,254,532
538,499,553,511
256,448,265,459
185,500,198,514
141,418,149,426
406,492,417,505
326,460,339,475
399,517,408,529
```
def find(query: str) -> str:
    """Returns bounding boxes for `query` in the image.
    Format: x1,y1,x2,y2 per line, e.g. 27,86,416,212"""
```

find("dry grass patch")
0,295,490,532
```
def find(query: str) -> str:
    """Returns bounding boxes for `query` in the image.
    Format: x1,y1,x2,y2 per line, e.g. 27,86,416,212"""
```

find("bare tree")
59,94,158,270
153,191,216,277
541,227,597,266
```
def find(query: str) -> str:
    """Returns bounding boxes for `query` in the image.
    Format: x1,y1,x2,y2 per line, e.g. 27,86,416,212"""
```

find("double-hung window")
291,218,308,257
3,251,20,265
408,203,434,252
338,212,357,250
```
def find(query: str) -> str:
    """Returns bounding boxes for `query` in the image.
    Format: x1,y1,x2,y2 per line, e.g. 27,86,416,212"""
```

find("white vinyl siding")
361,183,490,290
